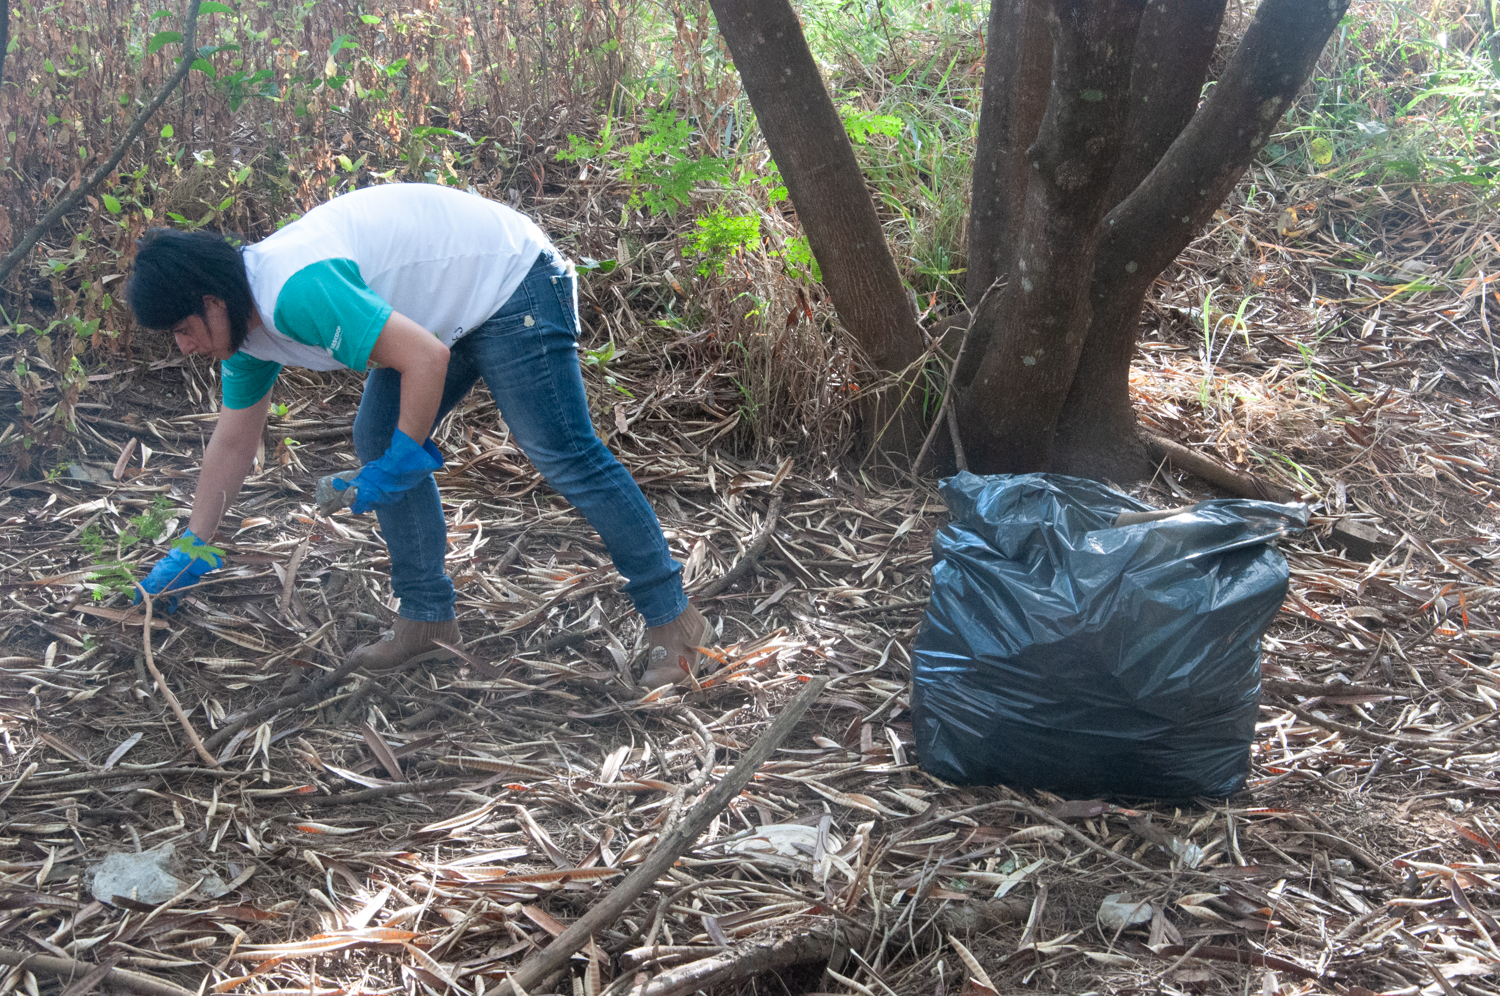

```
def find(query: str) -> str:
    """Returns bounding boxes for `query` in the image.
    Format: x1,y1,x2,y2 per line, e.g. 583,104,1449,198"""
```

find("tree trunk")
1050,0,1350,478
712,0,1351,483
1102,0,1228,210
1050,0,1227,479
965,0,1051,306
0,0,9,87
707,0,926,449
952,0,1147,474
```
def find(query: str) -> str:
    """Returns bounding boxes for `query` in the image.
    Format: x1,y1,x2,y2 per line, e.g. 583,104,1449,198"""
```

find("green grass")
1274,1,1500,189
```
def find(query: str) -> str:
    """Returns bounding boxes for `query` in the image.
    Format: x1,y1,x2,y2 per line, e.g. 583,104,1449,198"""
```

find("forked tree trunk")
1102,0,1228,211
951,0,1147,473
1048,0,1229,477
712,0,1349,481
1049,0,1350,479
707,0,927,455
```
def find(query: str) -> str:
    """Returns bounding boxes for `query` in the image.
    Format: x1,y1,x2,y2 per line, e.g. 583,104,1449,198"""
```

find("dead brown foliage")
2,3,1500,995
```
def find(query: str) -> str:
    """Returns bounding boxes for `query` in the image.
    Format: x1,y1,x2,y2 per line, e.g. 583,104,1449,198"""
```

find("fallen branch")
83,416,212,443
274,424,354,442
832,597,929,619
138,588,218,769
696,495,783,599
0,949,196,996
0,0,204,285
202,656,368,754
12,766,246,791
295,777,464,808
540,623,603,654
639,924,865,996
1152,944,1321,981
1145,433,1295,503
491,674,829,996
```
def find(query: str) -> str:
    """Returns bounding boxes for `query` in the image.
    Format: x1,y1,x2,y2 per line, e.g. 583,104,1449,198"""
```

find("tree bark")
707,0,924,383
965,0,1050,306
1050,0,1350,480
953,0,1147,474
1102,0,1227,210
0,0,10,88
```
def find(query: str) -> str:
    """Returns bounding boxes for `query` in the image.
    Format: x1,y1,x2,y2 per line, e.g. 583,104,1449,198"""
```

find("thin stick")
944,394,967,473
1144,433,1295,502
490,674,829,996
11,766,246,791
0,950,196,996
295,777,465,808
696,495,783,599
137,586,219,769
911,278,1000,478
0,0,205,285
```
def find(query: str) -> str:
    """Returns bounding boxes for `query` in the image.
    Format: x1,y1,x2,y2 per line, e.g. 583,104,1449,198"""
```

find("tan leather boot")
639,604,715,691
349,617,461,675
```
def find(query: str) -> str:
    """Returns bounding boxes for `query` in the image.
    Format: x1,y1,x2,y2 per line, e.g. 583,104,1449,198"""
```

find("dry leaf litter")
3,151,1500,996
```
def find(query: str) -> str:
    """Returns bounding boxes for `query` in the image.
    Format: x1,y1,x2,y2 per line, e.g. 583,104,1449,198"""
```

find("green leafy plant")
80,496,221,600
582,340,633,396
840,106,903,144
777,235,822,282
690,207,760,276
559,108,731,217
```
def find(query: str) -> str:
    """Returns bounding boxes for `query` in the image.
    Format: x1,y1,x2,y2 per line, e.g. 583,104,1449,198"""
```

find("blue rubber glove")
333,428,442,514
135,528,223,613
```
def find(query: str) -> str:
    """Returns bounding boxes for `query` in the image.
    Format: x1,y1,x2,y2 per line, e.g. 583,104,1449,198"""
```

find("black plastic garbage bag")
912,472,1308,799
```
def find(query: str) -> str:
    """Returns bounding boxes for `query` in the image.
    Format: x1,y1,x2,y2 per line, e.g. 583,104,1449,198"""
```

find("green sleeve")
272,258,393,371
221,351,281,410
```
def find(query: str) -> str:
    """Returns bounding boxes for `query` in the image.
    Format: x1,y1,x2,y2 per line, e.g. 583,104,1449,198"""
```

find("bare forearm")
188,440,255,539
398,360,447,444
368,311,450,445
188,396,270,541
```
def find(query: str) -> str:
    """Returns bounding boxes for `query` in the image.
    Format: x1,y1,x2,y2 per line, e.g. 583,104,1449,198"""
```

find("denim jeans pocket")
548,269,579,333
483,310,540,339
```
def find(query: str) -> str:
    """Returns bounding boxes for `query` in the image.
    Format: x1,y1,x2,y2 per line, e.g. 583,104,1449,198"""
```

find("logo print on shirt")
329,325,343,355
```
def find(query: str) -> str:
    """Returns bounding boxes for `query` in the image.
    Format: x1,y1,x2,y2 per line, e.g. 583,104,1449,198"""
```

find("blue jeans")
352,252,687,627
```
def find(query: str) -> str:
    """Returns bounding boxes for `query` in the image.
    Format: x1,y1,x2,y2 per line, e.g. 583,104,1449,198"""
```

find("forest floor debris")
4,119,1500,996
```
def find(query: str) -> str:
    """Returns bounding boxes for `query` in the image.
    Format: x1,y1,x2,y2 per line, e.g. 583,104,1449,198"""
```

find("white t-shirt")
221,183,550,408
